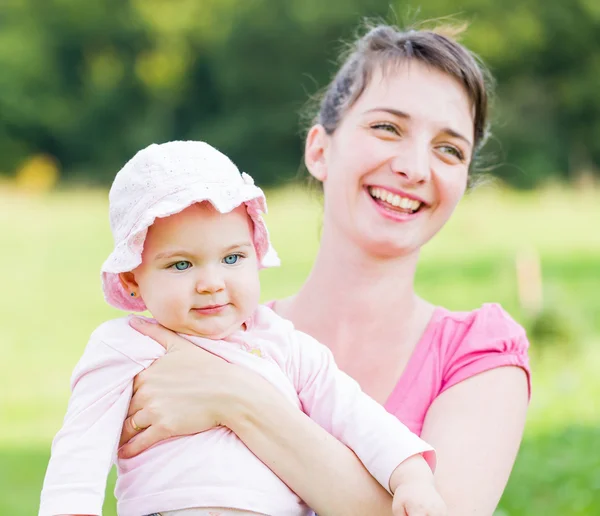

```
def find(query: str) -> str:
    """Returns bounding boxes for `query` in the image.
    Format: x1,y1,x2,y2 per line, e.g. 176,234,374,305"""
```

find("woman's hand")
118,317,243,458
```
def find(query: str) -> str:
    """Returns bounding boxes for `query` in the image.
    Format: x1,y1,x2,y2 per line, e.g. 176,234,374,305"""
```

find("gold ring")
131,416,143,432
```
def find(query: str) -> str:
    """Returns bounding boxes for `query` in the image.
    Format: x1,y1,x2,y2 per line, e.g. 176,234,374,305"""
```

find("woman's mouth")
367,186,424,214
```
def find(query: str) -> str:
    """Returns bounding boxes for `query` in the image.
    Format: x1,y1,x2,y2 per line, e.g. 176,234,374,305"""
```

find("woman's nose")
390,142,431,184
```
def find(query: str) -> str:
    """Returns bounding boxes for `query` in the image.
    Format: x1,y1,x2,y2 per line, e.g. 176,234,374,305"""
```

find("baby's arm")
287,331,439,505
39,321,152,516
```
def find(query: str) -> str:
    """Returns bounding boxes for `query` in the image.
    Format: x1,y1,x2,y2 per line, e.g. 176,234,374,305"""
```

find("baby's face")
132,202,260,339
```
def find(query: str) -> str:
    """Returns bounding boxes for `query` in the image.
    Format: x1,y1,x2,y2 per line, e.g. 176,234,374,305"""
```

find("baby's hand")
392,481,447,516
389,454,446,516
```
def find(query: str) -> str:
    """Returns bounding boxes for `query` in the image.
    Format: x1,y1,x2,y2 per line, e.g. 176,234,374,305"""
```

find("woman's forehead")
352,61,474,133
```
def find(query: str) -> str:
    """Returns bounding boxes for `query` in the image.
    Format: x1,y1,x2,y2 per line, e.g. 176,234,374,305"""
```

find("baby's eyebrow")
153,242,253,261
223,242,253,252
153,250,191,261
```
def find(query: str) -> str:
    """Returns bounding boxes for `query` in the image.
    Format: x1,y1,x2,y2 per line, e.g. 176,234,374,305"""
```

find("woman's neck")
284,228,428,353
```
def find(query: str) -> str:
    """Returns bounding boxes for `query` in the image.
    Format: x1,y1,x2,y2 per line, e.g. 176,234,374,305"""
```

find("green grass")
1,184,599,514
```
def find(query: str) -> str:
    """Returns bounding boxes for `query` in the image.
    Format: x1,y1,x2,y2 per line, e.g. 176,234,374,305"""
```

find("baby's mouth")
367,186,424,214
192,303,228,314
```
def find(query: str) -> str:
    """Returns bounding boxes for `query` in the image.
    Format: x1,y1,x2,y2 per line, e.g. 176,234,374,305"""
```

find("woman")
118,23,530,515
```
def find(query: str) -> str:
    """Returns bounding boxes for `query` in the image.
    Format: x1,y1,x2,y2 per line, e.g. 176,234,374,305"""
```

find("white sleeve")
39,330,149,516
287,330,435,493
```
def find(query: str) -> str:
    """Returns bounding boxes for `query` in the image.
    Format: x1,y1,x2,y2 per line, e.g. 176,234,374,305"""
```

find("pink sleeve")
287,330,435,494
440,304,531,397
39,322,154,516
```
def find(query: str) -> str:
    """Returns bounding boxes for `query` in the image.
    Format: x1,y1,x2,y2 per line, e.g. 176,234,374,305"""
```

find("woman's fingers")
129,317,193,351
120,410,150,446
118,425,165,459
130,367,152,408
119,419,134,447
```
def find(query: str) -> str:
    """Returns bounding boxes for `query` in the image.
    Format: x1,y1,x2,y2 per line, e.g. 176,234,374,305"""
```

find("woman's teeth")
368,187,422,212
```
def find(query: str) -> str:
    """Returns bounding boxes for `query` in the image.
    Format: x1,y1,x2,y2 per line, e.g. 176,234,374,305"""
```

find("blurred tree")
0,0,597,187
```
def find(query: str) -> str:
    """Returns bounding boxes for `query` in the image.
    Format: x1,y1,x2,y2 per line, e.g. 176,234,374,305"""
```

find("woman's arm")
118,318,393,516
230,375,394,515
420,366,529,515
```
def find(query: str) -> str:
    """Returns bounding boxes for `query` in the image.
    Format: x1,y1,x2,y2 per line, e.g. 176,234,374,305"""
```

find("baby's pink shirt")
383,303,531,435
40,306,434,516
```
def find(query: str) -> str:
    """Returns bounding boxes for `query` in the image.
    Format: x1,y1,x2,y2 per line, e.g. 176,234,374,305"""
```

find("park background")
1,0,598,514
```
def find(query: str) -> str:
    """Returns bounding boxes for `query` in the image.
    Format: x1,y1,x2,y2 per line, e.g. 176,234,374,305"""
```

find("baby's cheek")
238,279,261,316
146,286,185,324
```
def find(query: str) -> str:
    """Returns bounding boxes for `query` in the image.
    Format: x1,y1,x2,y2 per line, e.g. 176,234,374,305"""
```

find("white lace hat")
101,140,280,311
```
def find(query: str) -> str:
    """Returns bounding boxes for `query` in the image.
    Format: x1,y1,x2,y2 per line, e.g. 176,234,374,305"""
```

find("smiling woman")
110,22,530,516
305,60,475,258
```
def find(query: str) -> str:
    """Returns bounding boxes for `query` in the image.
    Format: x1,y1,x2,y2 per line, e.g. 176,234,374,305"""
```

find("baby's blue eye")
173,261,191,271
223,254,240,265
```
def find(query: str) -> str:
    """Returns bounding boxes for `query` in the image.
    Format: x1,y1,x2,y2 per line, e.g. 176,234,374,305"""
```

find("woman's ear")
304,124,329,182
119,272,140,297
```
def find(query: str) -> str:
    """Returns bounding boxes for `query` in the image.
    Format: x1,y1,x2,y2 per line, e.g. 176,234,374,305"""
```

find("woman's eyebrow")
366,107,410,120
366,107,473,149
440,128,473,149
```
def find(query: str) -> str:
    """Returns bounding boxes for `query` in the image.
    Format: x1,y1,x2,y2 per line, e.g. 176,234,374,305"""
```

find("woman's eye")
171,261,191,271
223,254,242,265
438,145,465,162
371,123,400,135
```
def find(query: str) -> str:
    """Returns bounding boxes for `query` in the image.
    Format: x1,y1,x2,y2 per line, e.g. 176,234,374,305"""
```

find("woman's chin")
349,219,421,258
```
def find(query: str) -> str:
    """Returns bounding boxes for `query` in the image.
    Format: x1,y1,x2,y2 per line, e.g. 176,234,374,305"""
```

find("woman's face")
307,60,474,258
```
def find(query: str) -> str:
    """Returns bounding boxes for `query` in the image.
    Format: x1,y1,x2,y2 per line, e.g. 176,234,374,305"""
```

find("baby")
40,141,446,516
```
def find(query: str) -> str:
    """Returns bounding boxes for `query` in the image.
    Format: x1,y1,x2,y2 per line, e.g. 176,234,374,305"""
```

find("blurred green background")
1,0,599,514
2,0,600,189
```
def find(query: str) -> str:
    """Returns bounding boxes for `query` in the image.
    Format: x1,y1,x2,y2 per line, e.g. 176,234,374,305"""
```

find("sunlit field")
1,184,598,515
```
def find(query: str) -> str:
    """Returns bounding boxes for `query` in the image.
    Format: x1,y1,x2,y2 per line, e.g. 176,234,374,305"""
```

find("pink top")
384,304,531,435
271,301,530,436
40,306,434,516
